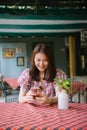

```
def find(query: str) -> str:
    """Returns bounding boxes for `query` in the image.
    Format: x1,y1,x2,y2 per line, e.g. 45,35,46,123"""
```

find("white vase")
58,89,69,110
55,87,62,96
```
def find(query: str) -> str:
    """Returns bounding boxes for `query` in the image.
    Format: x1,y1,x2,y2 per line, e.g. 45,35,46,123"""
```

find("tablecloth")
3,78,19,89
0,103,87,130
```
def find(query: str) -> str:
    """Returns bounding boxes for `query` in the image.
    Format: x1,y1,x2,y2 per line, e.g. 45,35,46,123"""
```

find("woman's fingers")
25,95,34,103
26,89,48,104
36,94,47,104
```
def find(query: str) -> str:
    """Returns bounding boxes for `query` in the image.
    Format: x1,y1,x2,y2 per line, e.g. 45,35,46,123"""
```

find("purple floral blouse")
18,68,66,97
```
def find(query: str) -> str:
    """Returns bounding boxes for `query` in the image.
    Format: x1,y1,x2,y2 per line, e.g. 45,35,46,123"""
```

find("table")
3,78,19,89
0,103,87,129
71,81,87,103
72,81,87,96
0,78,19,101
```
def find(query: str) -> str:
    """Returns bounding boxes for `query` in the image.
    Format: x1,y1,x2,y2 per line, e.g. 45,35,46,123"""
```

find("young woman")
18,43,66,105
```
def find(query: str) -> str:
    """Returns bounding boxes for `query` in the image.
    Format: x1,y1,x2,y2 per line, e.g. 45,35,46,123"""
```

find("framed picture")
17,57,24,66
16,48,22,54
2,48,15,58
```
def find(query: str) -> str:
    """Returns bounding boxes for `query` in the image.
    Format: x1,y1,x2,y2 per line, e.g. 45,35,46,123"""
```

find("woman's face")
34,52,48,72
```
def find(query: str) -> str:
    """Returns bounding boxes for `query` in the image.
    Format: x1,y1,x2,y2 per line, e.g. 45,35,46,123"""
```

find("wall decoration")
16,48,22,53
17,57,24,66
2,48,15,58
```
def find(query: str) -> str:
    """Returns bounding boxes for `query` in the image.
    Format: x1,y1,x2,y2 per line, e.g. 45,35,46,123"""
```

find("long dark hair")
30,43,56,82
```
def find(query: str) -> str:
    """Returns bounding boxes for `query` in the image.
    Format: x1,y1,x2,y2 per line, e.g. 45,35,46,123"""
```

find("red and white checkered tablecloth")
0,103,87,129
72,81,87,96
3,78,19,89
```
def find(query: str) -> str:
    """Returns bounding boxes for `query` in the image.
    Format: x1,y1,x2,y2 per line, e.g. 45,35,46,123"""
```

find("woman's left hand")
35,93,50,104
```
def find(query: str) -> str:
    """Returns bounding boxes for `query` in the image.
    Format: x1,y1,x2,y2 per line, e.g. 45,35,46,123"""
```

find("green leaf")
54,78,72,94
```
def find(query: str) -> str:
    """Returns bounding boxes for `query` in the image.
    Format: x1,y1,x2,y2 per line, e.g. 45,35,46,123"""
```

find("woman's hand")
25,90,36,103
19,89,35,103
25,88,42,103
23,95,34,103
27,88,50,105
35,92,50,105
26,88,49,105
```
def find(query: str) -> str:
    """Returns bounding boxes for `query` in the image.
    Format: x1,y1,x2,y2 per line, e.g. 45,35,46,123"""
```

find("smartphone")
31,86,43,98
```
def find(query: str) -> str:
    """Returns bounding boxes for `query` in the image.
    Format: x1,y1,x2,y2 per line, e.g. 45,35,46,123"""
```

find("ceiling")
0,0,87,37
0,0,87,7
0,0,87,16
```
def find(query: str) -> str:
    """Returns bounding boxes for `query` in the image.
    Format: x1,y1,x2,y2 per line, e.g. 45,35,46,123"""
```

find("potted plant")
54,78,72,94
54,78,72,109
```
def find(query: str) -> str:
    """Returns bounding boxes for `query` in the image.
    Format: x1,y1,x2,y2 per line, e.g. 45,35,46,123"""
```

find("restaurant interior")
0,0,87,129
0,0,87,102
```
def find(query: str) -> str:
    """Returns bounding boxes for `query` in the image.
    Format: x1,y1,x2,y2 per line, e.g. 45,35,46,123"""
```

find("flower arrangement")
54,78,72,94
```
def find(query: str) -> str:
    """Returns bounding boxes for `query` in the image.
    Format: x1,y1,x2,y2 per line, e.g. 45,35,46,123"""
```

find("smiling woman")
17,43,66,104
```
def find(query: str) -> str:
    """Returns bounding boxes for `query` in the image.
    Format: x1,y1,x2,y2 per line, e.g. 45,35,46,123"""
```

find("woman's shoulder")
56,68,65,73
19,68,31,78
22,68,31,74
18,68,31,83
56,68,66,78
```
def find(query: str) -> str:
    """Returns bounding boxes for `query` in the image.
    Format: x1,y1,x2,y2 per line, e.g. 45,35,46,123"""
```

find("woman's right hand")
19,88,42,104
23,94,34,103
25,88,42,104
19,89,35,103
24,89,36,103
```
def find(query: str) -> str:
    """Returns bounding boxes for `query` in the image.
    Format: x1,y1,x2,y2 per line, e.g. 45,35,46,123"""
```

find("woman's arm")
18,69,34,103
48,96,58,104
18,87,26,103
18,87,35,103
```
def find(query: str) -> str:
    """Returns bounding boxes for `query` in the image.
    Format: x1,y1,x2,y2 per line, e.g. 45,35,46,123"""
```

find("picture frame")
2,48,15,58
17,57,24,66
